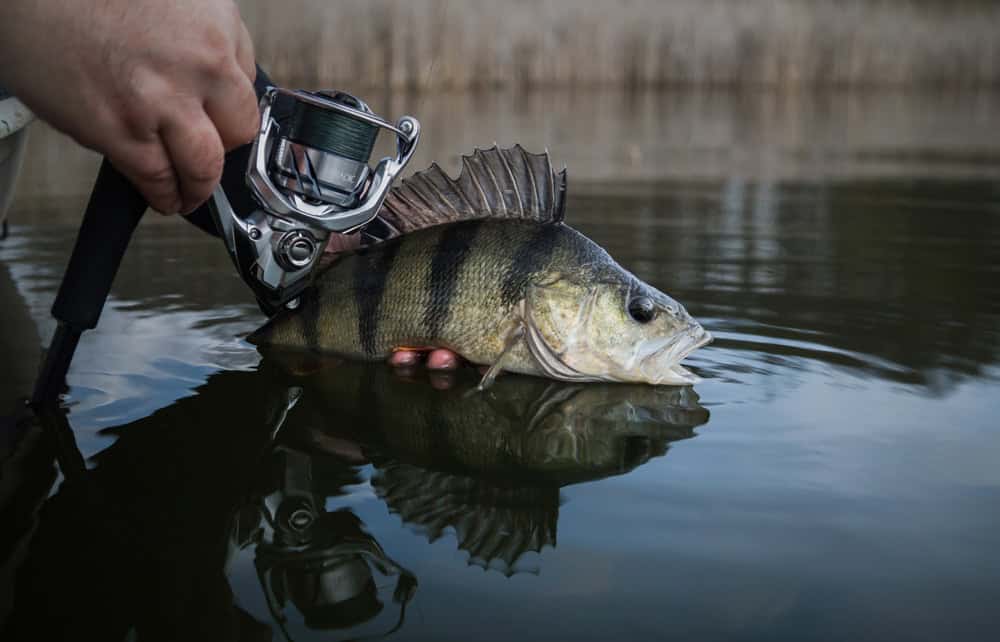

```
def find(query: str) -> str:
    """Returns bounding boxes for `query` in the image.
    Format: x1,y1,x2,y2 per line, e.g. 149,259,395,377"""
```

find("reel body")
210,88,420,313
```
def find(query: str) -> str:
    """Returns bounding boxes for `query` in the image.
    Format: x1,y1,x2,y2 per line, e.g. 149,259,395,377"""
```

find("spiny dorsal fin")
376,144,567,240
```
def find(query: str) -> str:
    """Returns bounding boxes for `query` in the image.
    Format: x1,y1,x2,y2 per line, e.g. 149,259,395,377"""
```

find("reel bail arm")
211,87,420,315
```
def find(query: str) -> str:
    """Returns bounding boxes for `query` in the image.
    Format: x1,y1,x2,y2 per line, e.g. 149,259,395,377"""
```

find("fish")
250,145,712,387
280,359,711,574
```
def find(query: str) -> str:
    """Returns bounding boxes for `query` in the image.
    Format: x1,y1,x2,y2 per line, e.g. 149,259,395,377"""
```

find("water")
2,91,1000,641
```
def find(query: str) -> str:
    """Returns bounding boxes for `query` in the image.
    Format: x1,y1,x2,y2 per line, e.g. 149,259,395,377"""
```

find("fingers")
389,350,421,367
205,69,259,151
160,105,225,214
108,95,237,215
388,349,466,390
154,39,256,211
389,349,461,370
106,137,182,215
208,14,259,151
427,350,460,370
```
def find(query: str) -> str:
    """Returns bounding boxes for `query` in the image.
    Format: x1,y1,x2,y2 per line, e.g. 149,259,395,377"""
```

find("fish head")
523,271,712,385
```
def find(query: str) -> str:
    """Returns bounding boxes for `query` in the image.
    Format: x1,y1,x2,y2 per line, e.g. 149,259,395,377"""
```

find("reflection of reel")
256,509,417,642
272,496,317,547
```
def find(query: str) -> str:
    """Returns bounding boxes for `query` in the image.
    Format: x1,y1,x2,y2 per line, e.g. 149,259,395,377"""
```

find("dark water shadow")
1,357,708,640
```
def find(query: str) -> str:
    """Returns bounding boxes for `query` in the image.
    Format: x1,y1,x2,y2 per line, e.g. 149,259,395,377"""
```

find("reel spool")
247,87,420,233
272,92,380,209
210,87,420,313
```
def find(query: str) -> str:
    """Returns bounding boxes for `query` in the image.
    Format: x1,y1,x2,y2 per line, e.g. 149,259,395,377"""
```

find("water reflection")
3,358,707,640
241,442,417,640
571,179,1000,392
288,359,708,575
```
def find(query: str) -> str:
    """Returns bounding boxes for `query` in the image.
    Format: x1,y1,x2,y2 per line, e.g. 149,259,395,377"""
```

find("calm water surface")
2,96,1000,642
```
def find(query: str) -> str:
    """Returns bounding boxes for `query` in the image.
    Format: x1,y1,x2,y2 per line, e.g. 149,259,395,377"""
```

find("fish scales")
422,222,483,341
256,219,606,369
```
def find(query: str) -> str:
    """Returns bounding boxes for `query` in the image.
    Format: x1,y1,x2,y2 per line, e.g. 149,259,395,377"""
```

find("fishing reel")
248,446,418,641
210,88,420,314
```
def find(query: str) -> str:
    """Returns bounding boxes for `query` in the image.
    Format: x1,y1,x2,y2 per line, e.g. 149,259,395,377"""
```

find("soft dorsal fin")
374,145,567,240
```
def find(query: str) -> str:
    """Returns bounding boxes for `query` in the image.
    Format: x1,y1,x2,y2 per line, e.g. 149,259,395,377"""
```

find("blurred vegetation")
238,0,1000,91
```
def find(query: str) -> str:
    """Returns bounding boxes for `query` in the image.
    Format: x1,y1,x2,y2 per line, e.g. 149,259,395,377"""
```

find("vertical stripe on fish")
500,223,562,306
355,240,405,357
422,222,482,340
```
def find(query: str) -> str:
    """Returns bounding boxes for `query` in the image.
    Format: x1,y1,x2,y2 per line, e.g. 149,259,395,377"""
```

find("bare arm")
0,0,259,215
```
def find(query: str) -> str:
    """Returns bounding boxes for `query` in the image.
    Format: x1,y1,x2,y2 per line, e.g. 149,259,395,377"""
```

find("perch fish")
251,146,711,387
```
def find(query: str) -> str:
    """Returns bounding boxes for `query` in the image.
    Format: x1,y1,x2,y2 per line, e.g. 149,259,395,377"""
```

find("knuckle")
116,68,166,136
119,97,158,138
197,28,235,77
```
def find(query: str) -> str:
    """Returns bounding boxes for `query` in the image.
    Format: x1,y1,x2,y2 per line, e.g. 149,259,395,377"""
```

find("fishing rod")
30,67,421,406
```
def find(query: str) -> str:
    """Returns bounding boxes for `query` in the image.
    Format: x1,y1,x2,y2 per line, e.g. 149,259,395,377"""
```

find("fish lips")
636,324,713,385
525,313,713,385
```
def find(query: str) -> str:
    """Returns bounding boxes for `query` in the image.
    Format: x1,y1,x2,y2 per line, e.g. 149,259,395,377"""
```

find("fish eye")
627,296,656,323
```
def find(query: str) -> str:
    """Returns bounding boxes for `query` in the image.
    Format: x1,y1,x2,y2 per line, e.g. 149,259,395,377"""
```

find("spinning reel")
210,87,420,313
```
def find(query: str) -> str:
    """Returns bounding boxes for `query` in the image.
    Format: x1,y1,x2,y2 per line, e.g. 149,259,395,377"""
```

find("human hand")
0,0,258,215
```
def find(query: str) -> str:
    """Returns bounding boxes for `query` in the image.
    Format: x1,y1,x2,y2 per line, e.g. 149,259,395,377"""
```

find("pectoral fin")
477,322,526,391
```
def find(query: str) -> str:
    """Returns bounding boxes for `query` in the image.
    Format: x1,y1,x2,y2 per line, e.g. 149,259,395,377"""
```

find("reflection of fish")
374,464,558,576
251,146,711,386
287,360,710,574
292,360,710,483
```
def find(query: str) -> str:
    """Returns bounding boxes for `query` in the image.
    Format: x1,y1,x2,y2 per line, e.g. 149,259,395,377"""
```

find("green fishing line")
289,101,378,163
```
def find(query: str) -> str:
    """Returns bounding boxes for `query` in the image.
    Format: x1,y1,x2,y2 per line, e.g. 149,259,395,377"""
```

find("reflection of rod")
31,323,82,406
32,404,86,482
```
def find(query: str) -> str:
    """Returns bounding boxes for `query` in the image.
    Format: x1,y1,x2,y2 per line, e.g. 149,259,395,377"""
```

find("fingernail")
427,351,458,370
390,351,419,367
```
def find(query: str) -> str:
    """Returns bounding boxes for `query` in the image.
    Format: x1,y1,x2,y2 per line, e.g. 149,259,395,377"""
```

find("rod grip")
50,159,147,329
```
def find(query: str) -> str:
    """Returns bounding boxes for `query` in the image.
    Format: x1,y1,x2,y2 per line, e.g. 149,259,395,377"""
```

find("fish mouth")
637,324,713,385
524,315,713,385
